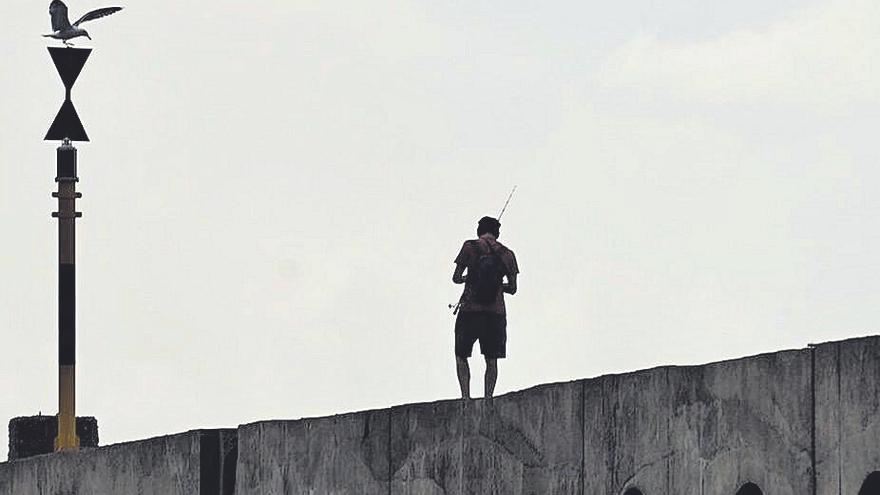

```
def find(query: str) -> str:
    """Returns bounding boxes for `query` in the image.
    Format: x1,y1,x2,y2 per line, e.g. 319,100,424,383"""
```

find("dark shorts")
455,311,507,359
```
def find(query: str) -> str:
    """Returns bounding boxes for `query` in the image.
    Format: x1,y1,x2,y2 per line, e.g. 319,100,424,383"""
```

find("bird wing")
73,6,123,27
49,0,71,32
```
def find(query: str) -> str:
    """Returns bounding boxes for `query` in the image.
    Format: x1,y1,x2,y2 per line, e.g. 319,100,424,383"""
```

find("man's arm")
452,241,472,284
452,263,467,284
503,273,517,295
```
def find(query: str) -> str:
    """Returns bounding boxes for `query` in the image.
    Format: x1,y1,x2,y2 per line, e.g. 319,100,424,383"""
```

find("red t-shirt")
454,237,519,314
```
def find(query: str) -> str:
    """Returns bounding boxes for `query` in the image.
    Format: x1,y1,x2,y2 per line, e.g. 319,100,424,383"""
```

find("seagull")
43,0,123,46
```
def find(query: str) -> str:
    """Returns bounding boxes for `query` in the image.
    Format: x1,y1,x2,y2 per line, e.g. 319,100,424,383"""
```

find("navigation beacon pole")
45,46,92,452
53,138,81,450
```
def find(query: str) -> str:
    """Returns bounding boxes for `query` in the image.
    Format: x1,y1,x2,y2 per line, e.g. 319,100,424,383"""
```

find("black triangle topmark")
46,100,88,142
46,47,91,142
48,47,91,90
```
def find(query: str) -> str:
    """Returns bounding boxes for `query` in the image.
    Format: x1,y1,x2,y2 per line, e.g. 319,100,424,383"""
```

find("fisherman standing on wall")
452,216,519,400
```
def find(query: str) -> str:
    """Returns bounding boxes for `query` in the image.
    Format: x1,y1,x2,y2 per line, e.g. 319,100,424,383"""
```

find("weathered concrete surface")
238,382,584,495
391,399,462,495
0,428,235,495
584,366,677,494
390,381,583,495
8,415,98,461
585,349,813,495
815,336,880,495
689,349,813,495
235,409,390,494
234,347,821,495
7,335,880,494
460,382,583,494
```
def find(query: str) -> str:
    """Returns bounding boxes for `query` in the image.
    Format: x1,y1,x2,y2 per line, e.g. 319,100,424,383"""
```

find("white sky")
1,0,878,459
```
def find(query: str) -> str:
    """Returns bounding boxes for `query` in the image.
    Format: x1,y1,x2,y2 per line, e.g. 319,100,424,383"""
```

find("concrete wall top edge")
238,335,877,432
810,333,880,349
0,427,235,467
573,347,809,384
581,335,876,384
8,415,97,423
86,428,236,449
239,405,396,430
238,381,588,430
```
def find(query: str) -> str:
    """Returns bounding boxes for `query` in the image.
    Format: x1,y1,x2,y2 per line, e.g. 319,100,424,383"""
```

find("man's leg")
484,357,497,398
456,356,471,399
482,313,504,399
455,311,479,400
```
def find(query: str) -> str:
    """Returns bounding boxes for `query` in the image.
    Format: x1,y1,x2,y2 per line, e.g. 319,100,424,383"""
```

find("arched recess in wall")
623,488,644,495
735,482,763,495
858,471,880,495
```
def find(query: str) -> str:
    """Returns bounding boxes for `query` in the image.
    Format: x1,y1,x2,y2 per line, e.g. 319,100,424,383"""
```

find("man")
452,216,519,400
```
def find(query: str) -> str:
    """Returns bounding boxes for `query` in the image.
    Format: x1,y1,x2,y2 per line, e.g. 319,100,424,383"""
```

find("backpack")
469,240,505,304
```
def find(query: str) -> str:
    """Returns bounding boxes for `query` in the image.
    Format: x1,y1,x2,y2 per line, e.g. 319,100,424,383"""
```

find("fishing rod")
449,186,518,315
498,185,517,220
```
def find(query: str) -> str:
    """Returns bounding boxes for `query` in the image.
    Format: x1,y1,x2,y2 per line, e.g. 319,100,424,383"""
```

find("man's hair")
477,216,501,238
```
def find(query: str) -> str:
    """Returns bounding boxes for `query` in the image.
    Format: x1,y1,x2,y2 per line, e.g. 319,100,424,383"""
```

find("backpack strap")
478,237,496,255
482,239,507,274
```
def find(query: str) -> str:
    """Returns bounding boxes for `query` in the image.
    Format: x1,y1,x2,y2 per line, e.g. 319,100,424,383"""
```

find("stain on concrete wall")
203,428,238,495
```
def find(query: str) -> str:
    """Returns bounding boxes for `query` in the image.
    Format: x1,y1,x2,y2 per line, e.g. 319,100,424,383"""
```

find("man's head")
477,216,501,238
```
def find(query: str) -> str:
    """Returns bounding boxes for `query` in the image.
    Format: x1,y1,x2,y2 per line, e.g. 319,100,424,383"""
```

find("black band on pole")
59,263,75,365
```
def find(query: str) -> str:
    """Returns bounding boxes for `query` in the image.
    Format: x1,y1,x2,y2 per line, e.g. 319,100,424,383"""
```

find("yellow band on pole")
55,364,79,451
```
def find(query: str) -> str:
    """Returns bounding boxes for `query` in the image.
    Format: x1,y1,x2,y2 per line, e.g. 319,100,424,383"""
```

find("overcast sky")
1,0,878,459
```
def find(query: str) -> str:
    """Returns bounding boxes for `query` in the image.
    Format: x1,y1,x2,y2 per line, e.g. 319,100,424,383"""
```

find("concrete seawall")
2,336,879,494
0,429,236,495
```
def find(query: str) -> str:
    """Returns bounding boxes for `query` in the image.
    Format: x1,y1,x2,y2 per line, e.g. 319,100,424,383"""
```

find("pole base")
7,415,97,460
55,365,78,452
53,429,80,452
